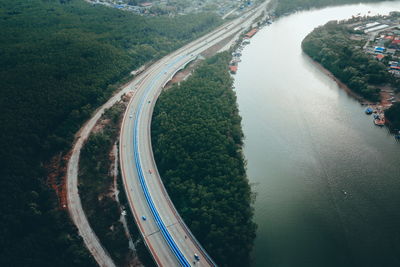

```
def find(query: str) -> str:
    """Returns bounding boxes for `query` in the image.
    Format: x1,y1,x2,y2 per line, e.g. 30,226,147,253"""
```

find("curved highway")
119,2,269,266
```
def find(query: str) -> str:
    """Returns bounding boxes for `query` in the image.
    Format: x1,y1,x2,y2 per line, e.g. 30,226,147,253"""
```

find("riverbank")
271,0,392,16
306,53,397,109
306,54,400,131
305,54,368,102
302,17,400,132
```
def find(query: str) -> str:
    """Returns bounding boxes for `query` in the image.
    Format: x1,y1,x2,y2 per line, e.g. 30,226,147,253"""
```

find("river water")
234,2,400,267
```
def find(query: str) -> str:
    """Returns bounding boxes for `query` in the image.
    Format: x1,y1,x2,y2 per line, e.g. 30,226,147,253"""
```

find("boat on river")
395,131,400,140
365,107,373,114
374,117,385,126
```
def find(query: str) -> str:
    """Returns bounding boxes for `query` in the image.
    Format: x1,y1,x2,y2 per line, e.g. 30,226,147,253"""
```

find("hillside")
0,0,221,265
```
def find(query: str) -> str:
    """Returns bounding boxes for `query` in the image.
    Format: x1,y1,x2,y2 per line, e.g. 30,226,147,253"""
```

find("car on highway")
194,254,200,261
142,215,147,221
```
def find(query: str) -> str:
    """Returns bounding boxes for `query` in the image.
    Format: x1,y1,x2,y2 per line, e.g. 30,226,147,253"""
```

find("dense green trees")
273,0,393,15
303,18,400,126
0,0,222,265
302,21,393,101
151,52,256,266
385,103,400,129
79,103,129,264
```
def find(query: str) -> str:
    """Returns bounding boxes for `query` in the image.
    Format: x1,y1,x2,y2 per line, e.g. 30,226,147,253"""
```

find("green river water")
234,2,400,266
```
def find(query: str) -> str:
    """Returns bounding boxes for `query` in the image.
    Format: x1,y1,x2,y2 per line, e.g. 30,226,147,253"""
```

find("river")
233,2,400,267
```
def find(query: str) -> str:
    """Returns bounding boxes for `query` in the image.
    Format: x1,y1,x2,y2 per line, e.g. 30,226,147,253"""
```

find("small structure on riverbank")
229,65,238,74
244,28,258,38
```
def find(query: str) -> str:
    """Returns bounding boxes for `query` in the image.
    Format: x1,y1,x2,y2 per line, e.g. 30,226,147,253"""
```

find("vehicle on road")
142,216,147,221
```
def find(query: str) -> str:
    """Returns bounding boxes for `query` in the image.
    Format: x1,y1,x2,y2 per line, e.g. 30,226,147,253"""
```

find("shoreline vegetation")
302,15,400,130
304,53,368,102
151,52,257,267
0,0,223,265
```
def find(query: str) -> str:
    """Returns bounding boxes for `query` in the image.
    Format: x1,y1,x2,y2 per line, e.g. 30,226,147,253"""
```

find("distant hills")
272,0,394,15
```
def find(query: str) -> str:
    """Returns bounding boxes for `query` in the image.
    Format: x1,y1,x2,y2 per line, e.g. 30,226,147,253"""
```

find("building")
376,54,385,60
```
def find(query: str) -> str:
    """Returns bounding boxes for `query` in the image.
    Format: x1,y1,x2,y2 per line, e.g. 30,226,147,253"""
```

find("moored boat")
365,107,373,114
374,118,385,126
395,131,400,140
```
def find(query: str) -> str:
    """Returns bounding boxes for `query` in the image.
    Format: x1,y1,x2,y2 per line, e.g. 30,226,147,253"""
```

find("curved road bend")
66,1,268,266
119,2,269,266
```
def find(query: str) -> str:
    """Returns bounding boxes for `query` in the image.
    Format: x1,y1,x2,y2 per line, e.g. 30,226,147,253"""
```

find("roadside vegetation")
302,20,397,102
272,0,392,16
79,101,156,266
79,103,129,264
0,0,222,265
151,52,257,267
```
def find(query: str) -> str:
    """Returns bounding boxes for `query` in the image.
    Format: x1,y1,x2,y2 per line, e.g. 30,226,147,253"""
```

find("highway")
119,2,269,266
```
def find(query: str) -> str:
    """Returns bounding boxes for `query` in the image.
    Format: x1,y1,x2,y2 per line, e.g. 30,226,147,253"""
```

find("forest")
302,20,396,102
151,52,257,267
273,0,393,15
0,0,222,265
79,100,157,266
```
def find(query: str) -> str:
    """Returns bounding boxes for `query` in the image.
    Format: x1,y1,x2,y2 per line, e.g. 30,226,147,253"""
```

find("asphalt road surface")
119,2,269,266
